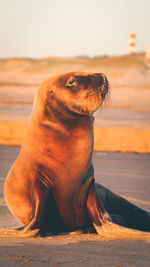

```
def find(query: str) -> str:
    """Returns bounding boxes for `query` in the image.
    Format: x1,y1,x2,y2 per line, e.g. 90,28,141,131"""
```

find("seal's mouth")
83,73,109,115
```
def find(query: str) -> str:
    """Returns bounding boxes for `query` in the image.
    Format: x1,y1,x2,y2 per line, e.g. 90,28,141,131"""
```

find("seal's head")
35,72,109,121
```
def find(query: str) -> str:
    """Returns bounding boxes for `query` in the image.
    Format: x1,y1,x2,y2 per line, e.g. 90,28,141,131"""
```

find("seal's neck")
24,101,94,150
30,96,94,133
22,101,94,181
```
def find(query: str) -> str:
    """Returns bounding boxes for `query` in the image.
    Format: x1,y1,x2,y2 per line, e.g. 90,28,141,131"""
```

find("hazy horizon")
0,0,150,58
0,52,146,60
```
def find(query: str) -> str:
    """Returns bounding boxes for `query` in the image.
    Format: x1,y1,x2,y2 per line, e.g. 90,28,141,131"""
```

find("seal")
3,72,150,239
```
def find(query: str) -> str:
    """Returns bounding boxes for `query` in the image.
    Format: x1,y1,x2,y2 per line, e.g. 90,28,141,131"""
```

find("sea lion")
2,72,150,239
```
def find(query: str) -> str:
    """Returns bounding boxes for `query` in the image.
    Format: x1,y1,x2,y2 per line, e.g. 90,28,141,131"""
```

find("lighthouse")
129,31,136,54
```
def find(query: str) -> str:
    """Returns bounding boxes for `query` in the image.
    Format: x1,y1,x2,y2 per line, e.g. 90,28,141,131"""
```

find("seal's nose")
96,73,109,90
96,73,109,99
96,73,104,87
96,73,108,87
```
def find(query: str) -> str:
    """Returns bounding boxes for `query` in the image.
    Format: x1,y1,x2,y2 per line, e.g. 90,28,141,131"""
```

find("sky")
0,0,150,58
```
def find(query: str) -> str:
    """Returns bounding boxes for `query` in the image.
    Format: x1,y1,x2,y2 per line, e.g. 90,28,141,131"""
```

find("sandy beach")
0,146,150,266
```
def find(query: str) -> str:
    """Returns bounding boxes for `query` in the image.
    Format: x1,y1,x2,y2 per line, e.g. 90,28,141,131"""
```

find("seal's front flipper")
0,227,39,238
87,182,111,226
0,189,49,238
94,222,150,240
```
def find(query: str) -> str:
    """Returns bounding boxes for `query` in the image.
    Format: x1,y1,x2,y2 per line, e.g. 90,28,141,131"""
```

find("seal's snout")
95,73,109,99
96,73,104,87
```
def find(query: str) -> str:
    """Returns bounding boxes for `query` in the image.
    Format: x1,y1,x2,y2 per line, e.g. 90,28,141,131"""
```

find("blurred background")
0,0,150,152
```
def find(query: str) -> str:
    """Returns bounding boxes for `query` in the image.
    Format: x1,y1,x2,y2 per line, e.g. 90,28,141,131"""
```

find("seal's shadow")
96,183,150,232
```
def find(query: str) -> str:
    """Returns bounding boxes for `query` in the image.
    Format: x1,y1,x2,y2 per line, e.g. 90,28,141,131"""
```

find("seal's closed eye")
66,76,77,87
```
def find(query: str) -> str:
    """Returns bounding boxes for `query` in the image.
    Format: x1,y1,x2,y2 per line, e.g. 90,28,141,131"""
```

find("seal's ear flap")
48,86,56,95
47,86,56,102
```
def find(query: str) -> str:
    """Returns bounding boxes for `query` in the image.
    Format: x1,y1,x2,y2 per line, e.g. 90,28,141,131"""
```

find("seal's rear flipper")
95,183,150,232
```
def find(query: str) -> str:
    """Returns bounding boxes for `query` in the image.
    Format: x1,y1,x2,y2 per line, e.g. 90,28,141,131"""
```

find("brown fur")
2,72,150,239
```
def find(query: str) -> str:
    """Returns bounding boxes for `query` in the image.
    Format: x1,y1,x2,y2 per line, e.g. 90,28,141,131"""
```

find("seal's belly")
52,180,92,230
54,197,88,230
